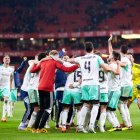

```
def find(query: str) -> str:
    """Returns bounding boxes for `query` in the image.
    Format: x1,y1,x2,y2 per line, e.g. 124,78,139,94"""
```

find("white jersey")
0,65,14,88
120,56,133,87
64,62,81,92
28,72,40,90
99,68,108,93
74,53,104,86
108,63,121,91
21,66,31,92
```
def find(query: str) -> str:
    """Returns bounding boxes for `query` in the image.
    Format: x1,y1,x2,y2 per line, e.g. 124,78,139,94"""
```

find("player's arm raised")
108,34,113,55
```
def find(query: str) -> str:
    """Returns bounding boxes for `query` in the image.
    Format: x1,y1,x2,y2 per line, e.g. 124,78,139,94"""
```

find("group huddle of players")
1,35,140,134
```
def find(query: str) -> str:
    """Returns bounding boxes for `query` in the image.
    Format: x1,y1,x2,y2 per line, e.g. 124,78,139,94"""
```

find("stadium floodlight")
121,34,140,39
48,38,54,42
50,38,54,41
30,38,34,41
20,38,24,41
70,38,77,41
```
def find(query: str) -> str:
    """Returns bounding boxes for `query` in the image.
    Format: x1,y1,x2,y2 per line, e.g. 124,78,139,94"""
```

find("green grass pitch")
0,101,140,140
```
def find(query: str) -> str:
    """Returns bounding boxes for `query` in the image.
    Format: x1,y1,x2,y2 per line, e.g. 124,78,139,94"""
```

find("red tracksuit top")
30,59,78,92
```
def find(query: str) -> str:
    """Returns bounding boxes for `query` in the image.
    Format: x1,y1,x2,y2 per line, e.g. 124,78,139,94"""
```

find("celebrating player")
0,55,14,122
67,42,112,133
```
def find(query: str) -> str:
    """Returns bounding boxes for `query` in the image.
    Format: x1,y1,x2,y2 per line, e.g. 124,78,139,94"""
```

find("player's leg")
2,97,8,122
55,91,63,128
69,105,76,128
107,110,116,128
77,85,90,133
88,86,100,133
118,101,129,127
33,91,44,131
61,107,69,132
99,93,108,132
107,90,121,131
72,90,83,130
7,89,17,117
18,90,31,130
94,107,101,129
83,106,91,130
1,88,11,122
124,102,132,129
38,91,53,132
127,85,137,108
119,86,133,128
60,90,72,132
26,90,39,130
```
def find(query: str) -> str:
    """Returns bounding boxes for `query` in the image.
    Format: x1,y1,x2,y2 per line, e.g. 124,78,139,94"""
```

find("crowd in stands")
0,0,139,33
1,37,140,53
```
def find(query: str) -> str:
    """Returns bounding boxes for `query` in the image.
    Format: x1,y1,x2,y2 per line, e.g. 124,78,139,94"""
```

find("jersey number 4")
84,61,91,73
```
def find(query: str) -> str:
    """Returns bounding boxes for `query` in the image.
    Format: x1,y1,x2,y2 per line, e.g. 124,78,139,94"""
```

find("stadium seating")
0,0,139,33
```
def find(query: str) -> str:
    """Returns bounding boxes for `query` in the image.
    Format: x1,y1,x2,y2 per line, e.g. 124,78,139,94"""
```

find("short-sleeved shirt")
28,73,40,90
99,68,108,93
64,62,81,92
0,65,14,89
132,63,140,85
121,56,133,87
21,66,31,92
108,63,121,91
74,53,104,86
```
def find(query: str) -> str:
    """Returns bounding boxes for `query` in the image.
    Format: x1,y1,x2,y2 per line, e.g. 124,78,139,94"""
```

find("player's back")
121,56,133,86
99,68,108,93
64,62,81,91
75,53,104,86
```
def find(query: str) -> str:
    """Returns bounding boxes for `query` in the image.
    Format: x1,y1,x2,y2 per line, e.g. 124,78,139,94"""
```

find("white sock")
100,111,106,128
10,102,14,116
107,111,117,127
59,111,63,127
25,119,29,126
124,103,132,127
118,102,129,127
7,101,11,116
27,111,37,127
61,110,69,128
78,105,88,127
77,109,81,126
89,104,99,128
45,116,50,128
83,109,90,128
19,122,25,127
111,111,120,127
2,101,8,118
